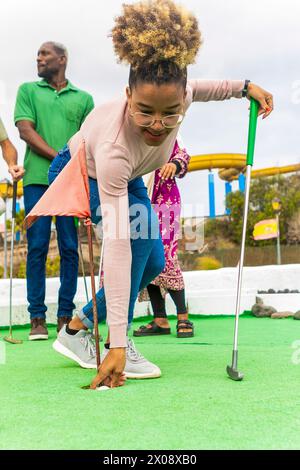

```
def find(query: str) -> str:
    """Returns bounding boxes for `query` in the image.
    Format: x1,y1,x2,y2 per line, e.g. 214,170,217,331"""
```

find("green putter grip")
246,99,259,167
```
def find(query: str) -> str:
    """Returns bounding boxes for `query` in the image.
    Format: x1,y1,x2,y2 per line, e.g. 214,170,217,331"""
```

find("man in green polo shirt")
14,41,94,340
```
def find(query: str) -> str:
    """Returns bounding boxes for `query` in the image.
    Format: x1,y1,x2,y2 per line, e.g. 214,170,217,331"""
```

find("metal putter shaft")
227,99,259,381
75,218,89,303
4,181,23,345
87,224,104,370
81,238,105,390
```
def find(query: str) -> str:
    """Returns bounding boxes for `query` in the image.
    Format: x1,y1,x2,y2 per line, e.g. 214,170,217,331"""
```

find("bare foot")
145,317,170,329
69,316,88,331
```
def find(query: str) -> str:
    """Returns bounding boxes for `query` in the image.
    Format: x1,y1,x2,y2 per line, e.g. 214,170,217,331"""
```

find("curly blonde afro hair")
111,0,202,76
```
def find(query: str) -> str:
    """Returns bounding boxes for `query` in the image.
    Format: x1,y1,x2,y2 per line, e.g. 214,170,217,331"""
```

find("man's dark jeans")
23,184,78,319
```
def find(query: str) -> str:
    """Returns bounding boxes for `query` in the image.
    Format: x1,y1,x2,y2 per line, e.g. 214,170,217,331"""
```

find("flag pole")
82,138,100,369
85,218,101,369
75,218,89,303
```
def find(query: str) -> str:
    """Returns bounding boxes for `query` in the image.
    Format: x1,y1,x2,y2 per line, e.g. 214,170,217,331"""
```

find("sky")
0,0,300,217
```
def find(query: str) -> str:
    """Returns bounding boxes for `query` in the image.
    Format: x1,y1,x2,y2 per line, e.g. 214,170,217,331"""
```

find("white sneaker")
102,338,161,379
53,327,161,378
53,325,97,369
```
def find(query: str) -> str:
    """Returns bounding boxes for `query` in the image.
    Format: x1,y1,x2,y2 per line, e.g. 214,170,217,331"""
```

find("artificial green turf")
0,314,300,450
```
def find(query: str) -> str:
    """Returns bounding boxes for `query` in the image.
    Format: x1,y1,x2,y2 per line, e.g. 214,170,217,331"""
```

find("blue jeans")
23,184,79,319
49,146,165,328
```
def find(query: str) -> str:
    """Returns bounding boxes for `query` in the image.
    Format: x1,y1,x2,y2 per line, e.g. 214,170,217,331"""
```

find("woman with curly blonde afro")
51,0,273,389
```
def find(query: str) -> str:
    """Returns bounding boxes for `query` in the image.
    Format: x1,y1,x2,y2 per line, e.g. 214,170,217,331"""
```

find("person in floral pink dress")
134,140,194,338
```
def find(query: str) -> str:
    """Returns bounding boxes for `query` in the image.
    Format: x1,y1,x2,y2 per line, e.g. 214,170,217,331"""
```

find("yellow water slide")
188,154,300,181
188,153,246,173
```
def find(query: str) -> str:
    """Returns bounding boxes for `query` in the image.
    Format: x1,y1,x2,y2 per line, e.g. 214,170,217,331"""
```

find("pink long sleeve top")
68,79,244,347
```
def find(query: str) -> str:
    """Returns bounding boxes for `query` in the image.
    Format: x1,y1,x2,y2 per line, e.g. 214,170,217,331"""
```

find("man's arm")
0,138,25,181
189,80,273,119
1,115,24,181
16,120,57,161
14,84,57,161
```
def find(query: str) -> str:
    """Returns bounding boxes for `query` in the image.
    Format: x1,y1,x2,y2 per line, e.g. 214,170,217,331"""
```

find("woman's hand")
247,83,274,120
90,347,126,389
159,162,177,181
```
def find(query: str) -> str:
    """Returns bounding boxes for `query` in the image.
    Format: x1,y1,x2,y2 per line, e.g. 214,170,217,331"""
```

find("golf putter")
227,99,259,381
81,239,107,391
75,218,89,303
4,181,23,345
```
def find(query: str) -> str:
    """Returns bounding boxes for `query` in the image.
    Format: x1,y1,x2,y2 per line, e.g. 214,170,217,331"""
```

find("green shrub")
195,256,222,270
205,218,230,239
46,256,60,277
17,260,26,278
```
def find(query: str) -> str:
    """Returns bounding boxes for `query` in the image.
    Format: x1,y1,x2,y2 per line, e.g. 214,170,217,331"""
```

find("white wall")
1,265,300,326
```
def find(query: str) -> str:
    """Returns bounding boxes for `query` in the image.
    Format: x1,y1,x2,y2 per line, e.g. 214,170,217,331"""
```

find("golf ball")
96,385,110,391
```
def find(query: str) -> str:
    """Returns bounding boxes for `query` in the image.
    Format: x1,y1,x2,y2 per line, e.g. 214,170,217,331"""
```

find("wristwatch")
242,79,251,97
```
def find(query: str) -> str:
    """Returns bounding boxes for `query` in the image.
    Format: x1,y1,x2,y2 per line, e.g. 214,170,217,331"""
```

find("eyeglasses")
129,111,184,129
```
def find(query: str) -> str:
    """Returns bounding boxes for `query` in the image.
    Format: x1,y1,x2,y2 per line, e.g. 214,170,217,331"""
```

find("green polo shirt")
14,80,94,187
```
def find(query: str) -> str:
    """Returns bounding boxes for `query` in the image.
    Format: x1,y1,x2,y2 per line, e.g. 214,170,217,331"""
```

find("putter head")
226,365,244,381
4,336,23,344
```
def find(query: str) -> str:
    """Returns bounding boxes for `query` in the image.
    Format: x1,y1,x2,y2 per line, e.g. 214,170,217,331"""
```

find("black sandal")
133,321,171,337
176,319,194,338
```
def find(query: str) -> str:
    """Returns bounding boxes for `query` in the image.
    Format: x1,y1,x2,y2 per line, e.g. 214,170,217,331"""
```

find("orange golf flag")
24,141,91,230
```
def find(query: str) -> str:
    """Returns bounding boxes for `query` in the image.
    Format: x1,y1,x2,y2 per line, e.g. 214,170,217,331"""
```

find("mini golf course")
1,313,300,450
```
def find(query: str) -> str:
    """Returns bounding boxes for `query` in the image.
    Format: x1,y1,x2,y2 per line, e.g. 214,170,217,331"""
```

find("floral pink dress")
139,141,190,300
